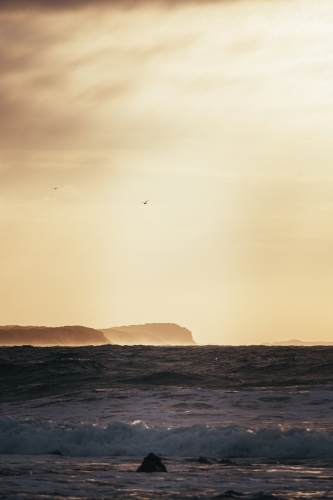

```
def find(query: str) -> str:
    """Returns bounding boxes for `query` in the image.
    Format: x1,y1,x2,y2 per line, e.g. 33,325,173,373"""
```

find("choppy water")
1,345,333,499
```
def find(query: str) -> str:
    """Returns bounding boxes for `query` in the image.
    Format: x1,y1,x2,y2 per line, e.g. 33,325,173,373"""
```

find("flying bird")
53,187,58,190
142,200,149,204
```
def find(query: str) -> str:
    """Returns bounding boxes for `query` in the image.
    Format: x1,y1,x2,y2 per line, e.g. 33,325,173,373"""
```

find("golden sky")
1,0,333,344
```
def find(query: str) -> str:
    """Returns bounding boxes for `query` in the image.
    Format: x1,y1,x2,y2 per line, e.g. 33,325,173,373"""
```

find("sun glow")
1,0,333,343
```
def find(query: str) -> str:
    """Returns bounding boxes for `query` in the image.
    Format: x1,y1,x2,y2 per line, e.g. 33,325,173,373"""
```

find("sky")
1,0,333,344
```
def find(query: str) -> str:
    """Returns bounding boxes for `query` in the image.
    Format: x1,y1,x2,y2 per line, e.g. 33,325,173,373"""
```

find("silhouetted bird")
142,200,149,204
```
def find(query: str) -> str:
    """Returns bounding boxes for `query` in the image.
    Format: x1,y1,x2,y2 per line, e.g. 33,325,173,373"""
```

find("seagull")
142,200,149,204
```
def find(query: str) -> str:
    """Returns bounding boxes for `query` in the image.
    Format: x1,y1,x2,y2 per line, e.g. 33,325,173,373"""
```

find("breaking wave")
1,417,333,459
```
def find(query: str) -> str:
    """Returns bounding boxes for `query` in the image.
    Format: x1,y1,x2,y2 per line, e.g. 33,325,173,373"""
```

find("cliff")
0,325,110,346
101,323,196,345
271,339,333,346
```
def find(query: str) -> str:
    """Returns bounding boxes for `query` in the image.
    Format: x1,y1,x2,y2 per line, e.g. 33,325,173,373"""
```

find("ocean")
1,345,333,499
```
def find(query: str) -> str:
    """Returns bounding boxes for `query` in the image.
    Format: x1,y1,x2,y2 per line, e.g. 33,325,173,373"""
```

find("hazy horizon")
2,322,333,346
1,0,333,345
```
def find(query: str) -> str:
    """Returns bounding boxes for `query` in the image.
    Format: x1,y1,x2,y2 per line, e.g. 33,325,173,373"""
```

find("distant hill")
0,325,110,346
269,339,333,346
101,323,196,345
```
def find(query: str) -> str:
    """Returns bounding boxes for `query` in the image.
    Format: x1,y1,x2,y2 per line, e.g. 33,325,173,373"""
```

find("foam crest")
1,417,333,459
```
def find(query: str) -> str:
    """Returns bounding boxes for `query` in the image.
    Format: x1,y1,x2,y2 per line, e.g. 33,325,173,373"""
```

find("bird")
142,200,149,204
53,187,58,190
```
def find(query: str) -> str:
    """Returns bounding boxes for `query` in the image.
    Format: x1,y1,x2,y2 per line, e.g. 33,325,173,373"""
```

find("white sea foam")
1,416,333,459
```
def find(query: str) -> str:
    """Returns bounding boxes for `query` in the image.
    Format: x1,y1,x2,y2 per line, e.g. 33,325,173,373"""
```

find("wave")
1,417,333,459
124,370,207,385
3,346,333,404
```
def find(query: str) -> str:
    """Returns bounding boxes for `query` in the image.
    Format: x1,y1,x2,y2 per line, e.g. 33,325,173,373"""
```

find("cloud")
0,0,225,10
0,13,88,149
0,2,201,151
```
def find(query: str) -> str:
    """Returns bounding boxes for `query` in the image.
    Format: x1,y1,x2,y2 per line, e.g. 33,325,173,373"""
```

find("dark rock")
215,490,244,498
137,453,167,473
219,459,233,465
50,450,63,456
198,456,215,464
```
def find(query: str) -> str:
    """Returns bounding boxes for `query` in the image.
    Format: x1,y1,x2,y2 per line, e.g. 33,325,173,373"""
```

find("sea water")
1,345,333,499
